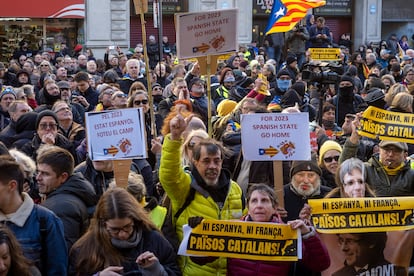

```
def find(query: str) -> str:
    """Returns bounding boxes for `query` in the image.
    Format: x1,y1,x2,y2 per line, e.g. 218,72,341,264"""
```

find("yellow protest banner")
308,197,414,233
309,48,341,61
359,106,414,143
179,219,300,261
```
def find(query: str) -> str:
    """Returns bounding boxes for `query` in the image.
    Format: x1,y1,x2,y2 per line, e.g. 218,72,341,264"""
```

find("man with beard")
329,74,364,126
159,110,244,275
283,156,331,222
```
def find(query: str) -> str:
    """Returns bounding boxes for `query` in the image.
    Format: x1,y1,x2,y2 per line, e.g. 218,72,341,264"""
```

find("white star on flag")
275,7,285,18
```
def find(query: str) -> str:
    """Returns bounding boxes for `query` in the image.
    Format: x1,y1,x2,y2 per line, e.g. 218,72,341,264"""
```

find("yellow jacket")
159,135,244,276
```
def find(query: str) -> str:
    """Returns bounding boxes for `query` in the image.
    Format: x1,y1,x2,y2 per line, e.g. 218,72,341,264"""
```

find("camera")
301,62,343,84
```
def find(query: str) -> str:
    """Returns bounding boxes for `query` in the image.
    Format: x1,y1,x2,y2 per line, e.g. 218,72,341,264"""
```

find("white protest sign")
85,108,147,161
241,113,311,161
175,9,238,59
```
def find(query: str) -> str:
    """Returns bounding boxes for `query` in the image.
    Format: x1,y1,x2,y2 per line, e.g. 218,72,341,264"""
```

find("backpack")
160,177,196,252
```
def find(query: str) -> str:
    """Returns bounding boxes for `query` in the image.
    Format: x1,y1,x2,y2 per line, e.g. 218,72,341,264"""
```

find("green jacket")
159,135,244,276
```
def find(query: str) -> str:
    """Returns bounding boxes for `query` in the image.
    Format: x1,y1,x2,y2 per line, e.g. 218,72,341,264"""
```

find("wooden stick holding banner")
113,159,132,188
196,55,219,136
273,161,284,208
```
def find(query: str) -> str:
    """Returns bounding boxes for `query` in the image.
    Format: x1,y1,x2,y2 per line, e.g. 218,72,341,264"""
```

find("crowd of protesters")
0,16,413,275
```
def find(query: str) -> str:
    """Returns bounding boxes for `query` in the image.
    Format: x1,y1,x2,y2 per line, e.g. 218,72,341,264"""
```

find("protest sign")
85,108,147,161
241,113,311,161
359,106,414,143
175,9,238,59
308,197,414,233
309,48,341,61
178,219,301,261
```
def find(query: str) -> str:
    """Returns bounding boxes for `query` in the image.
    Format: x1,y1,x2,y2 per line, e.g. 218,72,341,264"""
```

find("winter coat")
284,184,331,222
42,173,98,250
0,193,67,275
75,157,153,198
69,229,181,276
21,133,78,164
340,138,414,196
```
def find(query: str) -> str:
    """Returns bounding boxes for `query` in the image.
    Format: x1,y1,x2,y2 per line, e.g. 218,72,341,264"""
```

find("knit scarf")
380,161,404,176
111,228,142,249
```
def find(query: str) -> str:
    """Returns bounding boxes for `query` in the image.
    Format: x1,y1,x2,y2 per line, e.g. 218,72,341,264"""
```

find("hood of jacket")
46,172,98,207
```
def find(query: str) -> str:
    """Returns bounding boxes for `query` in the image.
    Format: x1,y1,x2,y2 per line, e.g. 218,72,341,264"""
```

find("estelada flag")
265,0,326,35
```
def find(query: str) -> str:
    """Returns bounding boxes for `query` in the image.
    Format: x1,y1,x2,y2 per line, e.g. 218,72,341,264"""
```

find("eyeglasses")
55,106,70,113
323,155,340,163
106,222,134,235
153,87,162,91
134,99,148,105
40,64,49,67
338,237,360,246
39,123,58,130
381,147,403,154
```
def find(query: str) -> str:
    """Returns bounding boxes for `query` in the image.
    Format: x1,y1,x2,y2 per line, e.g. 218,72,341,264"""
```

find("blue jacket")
0,193,68,275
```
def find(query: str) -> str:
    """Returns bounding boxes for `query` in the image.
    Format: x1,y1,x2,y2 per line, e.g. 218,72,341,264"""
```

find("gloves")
188,216,204,228
190,256,218,265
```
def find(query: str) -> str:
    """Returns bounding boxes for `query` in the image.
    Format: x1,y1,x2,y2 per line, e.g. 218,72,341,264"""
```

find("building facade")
1,0,414,62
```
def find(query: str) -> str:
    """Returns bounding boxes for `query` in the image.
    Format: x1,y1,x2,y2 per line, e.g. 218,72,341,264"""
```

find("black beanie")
35,110,59,130
277,69,291,78
340,74,355,87
290,159,322,178
286,55,297,65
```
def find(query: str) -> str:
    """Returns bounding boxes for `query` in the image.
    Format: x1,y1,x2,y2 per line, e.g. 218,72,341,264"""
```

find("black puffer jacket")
21,133,78,164
75,157,154,198
42,173,98,250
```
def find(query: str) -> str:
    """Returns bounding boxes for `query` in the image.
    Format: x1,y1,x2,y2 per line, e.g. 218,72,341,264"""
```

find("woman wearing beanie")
318,140,342,188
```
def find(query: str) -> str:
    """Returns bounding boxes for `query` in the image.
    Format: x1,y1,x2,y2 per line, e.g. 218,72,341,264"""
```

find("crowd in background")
0,15,413,275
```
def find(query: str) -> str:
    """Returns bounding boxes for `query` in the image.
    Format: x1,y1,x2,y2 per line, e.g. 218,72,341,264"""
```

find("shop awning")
0,0,85,18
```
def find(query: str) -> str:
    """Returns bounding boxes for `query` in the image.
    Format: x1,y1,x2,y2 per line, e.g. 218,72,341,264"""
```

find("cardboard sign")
308,197,414,233
241,113,311,161
85,108,147,161
359,106,414,143
309,48,341,61
178,219,301,261
175,9,238,59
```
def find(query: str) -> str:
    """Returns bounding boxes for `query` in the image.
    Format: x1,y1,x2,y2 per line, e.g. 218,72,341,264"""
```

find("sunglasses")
134,99,148,105
323,155,340,163
153,87,162,91
114,93,128,98
39,123,58,130
40,64,49,67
